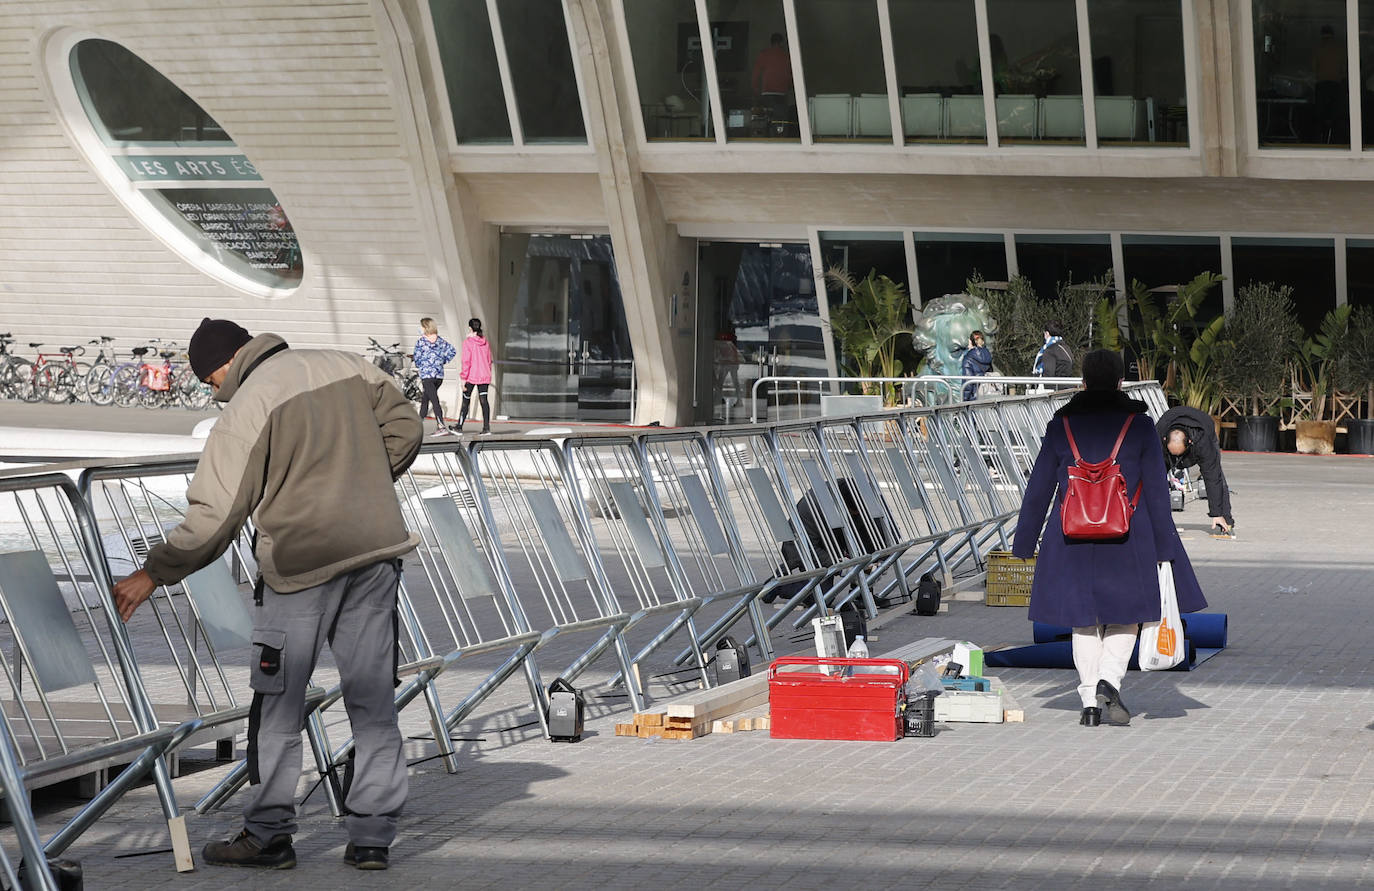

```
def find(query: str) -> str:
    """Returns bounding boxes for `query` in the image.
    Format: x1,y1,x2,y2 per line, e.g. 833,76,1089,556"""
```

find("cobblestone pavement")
11,448,1374,889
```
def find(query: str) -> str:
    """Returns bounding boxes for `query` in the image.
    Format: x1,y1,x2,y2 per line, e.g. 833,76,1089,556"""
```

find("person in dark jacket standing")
1156,405,1234,534
960,330,993,401
1032,320,1074,380
113,319,423,871
414,316,457,436
1012,350,1207,727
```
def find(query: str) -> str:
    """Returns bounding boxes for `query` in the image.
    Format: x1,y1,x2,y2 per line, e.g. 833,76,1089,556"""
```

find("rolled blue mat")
1032,613,1228,650
986,638,1200,671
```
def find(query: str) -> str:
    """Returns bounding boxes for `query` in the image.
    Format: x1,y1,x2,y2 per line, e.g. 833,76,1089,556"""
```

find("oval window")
50,35,303,296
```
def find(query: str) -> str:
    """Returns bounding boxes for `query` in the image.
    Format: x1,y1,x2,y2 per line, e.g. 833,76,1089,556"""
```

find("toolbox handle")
767,656,909,684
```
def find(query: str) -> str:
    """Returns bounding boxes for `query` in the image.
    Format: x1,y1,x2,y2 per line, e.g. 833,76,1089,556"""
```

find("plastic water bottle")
849,635,869,659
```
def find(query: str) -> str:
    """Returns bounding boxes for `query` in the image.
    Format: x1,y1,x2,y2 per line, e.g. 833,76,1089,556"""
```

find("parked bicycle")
31,343,87,404
366,337,422,403
79,336,121,405
0,333,35,402
111,341,211,410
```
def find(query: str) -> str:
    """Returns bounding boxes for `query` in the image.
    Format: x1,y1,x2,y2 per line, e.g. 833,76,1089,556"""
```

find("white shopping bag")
1139,562,1185,671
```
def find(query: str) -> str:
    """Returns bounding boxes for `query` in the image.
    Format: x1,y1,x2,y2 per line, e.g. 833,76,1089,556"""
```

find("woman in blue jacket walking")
414,317,457,435
1012,350,1207,727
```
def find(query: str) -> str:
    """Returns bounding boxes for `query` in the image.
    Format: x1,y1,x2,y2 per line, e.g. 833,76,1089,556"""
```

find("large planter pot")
1295,420,1337,455
1345,418,1374,455
1236,415,1279,452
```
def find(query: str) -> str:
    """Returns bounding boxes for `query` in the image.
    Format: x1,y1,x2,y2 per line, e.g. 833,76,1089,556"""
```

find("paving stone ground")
7,416,1374,889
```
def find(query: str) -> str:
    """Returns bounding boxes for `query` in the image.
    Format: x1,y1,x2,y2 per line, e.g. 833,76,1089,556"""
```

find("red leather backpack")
1060,416,1141,540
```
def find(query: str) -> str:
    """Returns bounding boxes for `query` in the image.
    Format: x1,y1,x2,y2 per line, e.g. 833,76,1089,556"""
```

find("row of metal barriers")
0,381,1167,886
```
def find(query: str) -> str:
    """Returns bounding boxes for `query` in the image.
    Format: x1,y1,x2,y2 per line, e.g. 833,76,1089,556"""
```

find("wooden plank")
711,719,735,734
636,724,663,739
663,674,771,723
633,712,664,726
169,815,194,873
614,723,637,737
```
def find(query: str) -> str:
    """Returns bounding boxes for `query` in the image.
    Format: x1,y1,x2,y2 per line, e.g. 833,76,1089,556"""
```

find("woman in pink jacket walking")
457,317,494,434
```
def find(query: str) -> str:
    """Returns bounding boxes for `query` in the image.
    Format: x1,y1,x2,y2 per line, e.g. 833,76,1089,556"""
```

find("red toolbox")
768,657,909,742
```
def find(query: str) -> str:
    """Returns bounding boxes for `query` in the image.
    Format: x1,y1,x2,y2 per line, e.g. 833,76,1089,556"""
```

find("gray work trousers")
245,558,407,847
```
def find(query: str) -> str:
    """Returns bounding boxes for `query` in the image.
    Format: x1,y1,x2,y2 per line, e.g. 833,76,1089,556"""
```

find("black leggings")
419,378,444,423
458,382,490,429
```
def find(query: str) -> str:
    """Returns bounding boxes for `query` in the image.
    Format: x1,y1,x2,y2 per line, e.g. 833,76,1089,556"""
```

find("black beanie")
189,318,252,381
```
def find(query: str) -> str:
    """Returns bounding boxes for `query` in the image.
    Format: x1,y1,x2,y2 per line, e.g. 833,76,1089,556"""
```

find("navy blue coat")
1011,390,1208,627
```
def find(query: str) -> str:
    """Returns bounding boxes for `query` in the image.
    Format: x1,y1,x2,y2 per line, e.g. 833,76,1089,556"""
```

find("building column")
566,0,693,426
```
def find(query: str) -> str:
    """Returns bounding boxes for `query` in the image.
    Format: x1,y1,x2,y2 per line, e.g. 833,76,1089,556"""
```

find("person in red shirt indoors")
752,32,793,115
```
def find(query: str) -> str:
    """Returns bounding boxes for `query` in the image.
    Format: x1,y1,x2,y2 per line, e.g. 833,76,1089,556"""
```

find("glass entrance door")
498,233,634,421
696,241,827,424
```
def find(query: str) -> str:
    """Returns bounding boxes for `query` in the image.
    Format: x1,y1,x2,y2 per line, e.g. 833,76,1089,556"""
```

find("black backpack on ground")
913,572,942,616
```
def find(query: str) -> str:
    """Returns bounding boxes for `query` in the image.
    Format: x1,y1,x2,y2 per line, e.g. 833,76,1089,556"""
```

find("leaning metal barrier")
0,470,205,878
0,379,1167,872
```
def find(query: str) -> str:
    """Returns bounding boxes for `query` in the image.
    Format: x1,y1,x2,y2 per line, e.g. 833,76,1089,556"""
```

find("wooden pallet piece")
984,676,1024,723
636,724,664,739
633,712,664,726
614,723,637,737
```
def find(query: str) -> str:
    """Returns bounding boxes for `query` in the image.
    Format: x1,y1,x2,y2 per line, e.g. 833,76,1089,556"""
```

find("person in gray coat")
113,318,422,871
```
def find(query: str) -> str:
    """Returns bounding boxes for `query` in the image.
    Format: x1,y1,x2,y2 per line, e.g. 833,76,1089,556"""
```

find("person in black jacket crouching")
1156,405,1234,534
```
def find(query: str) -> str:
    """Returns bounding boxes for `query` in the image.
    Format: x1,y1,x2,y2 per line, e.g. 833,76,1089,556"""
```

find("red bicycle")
30,343,85,404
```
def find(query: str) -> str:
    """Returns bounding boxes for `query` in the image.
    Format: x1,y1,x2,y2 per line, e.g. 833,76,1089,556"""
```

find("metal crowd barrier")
0,380,1166,877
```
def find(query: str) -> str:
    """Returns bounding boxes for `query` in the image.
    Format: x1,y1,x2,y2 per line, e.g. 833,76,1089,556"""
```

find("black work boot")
344,842,390,870
202,829,296,869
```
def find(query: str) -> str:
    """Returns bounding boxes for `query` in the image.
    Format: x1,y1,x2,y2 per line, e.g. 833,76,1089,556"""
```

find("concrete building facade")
2,0,1373,425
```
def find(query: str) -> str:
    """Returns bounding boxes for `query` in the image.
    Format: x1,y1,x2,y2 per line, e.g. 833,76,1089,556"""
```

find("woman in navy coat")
1012,350,1207,726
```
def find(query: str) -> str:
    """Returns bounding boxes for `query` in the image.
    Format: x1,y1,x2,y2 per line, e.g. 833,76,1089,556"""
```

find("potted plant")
1330,305,1374,454
1292,305,1351,455
1215,282,1302,452
1119,272,1224,403
825,267,914,406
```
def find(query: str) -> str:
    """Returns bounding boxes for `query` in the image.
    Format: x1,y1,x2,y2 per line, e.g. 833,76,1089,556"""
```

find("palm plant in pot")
1330,305,1374,454
1292,304,1351,455
1214,282,1301,452
824,267,914,406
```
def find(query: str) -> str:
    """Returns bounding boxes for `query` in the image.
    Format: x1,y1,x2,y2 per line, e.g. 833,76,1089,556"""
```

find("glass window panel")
1120,236,1223,366
820,232,909,291
1231,237,1336,335
497,0,587,142
703,0,802,140
429,0,513,144
68,39,302,292
72,39,230,146
1014,234,1112,300
1088,0,1188,146
794,0,888,142
890,0,985,145
820,232,909,381
1359,2,1374,148
914,233,1008,303
1347,240,1374,308
987,0,1084,145
625,0,714,140
1253,0,1349,148
697,242,825,420
707,0,799,141
499,234,633,420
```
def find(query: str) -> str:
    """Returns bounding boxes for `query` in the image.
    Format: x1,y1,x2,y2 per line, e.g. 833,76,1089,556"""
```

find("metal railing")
0,380,1167,877
750,374,1087,422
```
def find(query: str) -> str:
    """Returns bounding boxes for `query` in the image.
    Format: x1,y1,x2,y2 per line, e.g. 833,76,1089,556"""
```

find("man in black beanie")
113,319,422,871
187,317,252,385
